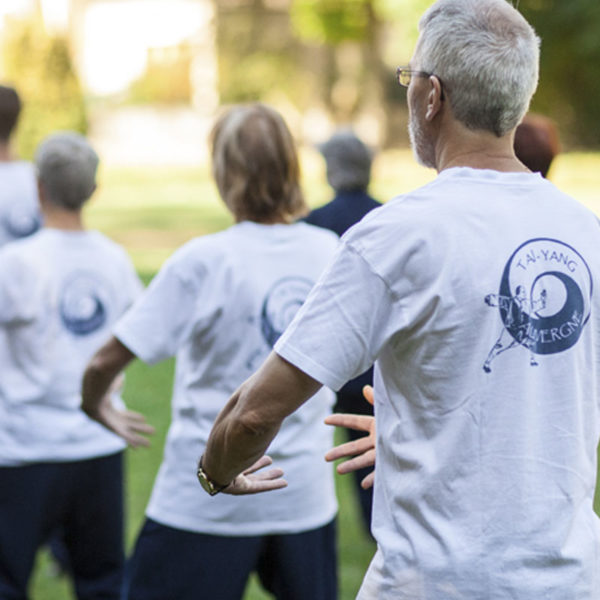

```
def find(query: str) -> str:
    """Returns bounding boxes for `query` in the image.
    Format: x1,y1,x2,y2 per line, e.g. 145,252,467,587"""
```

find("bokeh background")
1,1,599,598
2,0,600,164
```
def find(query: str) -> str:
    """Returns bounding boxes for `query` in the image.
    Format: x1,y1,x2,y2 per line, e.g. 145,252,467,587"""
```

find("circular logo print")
59,273,109,336
5,204,41,238
498,238,592,355
260,277,314,347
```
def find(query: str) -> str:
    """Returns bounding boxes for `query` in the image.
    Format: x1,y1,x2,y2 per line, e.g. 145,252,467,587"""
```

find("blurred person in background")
305,129,381,236
0,132,143,600
82,103,339,600
304,129,381,535
201,0,600,598
514,113,560,178
0,84,41,247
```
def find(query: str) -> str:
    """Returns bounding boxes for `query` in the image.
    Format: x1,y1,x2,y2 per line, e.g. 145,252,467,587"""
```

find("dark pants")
124,517,338,600
0,452,124,600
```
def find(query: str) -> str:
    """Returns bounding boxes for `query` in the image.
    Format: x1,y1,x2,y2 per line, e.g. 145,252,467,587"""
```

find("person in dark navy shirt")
305,129,381,237
304,129,381,534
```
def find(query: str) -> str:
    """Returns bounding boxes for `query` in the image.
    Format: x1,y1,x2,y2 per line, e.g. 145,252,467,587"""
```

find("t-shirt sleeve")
275,241,399,392
113,256,204,365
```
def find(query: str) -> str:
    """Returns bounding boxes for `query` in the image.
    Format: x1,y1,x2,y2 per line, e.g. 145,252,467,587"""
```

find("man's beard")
408,111,436,169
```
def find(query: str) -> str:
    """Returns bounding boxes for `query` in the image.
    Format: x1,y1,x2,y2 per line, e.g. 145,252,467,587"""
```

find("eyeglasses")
396,66,435,87
396,66,445,99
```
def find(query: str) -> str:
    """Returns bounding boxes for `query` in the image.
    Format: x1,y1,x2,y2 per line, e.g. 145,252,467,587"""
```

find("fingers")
122,411,155,434
242,455,273,475
324,413,373,432
361,471,375,490
129,421,156,435
218,456,288,495
362,385,374,405
335,449,375,474
125,432,152,449
324,437,374,462
122,410,150,424
101,408,155,448
242,459,284,481
249,467,285,481
223,474,288,495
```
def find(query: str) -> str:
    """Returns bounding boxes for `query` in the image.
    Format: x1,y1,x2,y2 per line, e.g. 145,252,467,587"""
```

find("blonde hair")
210,103,306,223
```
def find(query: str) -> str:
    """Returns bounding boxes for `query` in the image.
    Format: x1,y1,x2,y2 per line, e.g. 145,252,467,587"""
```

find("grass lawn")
28,148,600,598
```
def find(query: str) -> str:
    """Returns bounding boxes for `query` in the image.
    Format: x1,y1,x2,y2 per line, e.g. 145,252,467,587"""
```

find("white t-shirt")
0,228,143,465
0,161,41,247
114,221,339,536
276,168,600,599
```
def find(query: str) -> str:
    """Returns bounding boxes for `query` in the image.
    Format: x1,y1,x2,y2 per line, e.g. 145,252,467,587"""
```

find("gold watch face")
197,466,219,496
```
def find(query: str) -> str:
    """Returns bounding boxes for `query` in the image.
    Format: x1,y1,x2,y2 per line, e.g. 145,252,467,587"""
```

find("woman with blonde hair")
82,103,339,600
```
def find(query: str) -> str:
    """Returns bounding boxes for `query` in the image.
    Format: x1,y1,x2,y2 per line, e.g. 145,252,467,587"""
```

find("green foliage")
216,6,309,107
219,51,299,105
1,16,87,159
517,1,600,148
291,0,372,44
128,45,192,105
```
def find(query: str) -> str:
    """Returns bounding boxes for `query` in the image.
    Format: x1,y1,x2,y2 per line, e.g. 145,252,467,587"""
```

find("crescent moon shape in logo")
498,238,591,355
260,277,314,348
5,208,41,238
60,295,107,336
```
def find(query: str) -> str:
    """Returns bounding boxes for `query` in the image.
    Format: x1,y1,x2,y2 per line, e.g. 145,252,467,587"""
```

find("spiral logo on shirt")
59,273,109,335
483,238,592,372
4,204,41,238
260,277,314,347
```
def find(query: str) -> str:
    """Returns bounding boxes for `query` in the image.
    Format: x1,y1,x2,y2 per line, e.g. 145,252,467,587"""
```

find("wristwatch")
197,456,230,496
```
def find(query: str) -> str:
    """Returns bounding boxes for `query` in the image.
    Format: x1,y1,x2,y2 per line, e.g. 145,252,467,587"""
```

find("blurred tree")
520,1,600,148
215,0,600,149
291,0,371,43
1,15,87,159
129,45,193,105
291,0,391,141
215,1,302,105
214,0,432,147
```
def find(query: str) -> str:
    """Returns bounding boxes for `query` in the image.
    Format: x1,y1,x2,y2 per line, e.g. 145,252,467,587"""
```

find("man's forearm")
202,352,322,487
202,379,283,487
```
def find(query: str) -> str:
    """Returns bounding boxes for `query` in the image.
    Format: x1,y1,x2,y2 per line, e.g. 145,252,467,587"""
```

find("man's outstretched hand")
324,385,376,489
220,456,288,495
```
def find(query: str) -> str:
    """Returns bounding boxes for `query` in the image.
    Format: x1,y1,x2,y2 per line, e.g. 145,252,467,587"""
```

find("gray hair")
415,0,540,136
319,129,372,192
35,132,99,210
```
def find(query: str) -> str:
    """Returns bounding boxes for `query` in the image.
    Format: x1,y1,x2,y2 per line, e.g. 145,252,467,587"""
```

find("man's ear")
425,76,444,121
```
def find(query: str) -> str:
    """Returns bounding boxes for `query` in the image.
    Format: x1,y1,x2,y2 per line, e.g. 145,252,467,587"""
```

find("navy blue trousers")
0,452,124,600
124,517,337,600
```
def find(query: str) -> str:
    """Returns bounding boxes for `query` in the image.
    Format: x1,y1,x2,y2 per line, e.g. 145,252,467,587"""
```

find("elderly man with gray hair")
0,132,143,599
201,0,600,598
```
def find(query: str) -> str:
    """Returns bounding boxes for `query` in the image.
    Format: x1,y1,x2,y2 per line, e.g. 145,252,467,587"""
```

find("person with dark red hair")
514,113,560,178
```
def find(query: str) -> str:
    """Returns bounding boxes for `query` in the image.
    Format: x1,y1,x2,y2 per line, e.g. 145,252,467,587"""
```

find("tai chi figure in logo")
483,285,547,372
